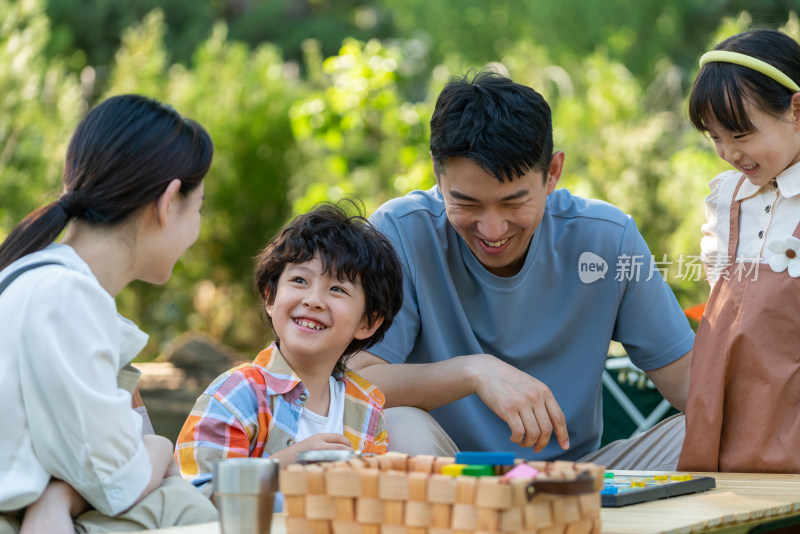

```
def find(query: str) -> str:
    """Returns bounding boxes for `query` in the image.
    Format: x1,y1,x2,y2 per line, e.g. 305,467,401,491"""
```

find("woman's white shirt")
0,244,152,515
701,162,800,277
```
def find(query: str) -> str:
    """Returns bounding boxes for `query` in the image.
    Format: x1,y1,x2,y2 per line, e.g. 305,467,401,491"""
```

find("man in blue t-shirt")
350,71,694,467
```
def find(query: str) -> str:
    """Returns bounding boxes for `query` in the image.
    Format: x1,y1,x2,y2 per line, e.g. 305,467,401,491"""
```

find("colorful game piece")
462,465,494,477
441,464,466,477
600,474,715,507
455,451,515,466
501,463,540,480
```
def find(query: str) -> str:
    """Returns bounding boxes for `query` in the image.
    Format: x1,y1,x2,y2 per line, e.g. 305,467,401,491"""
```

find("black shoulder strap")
0,261,62,297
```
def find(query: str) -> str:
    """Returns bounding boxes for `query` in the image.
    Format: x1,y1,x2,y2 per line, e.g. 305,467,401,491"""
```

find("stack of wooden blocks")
280,453,604,533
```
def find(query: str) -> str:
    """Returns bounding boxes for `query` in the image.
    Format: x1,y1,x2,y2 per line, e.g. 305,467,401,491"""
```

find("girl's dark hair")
689,29,800,133
254,200,403,373
430,70,553,183
0,94,213,271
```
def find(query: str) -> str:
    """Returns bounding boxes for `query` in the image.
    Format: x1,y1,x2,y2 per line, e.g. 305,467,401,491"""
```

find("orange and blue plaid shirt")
175,343,388,494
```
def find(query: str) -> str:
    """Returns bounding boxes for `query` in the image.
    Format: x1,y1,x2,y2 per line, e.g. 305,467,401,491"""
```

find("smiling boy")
175,202,402,495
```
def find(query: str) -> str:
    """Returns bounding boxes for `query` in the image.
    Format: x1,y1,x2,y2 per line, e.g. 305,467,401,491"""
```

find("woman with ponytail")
0,95,217,533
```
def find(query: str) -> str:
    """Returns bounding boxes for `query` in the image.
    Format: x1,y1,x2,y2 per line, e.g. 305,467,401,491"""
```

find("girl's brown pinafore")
678,176,800,473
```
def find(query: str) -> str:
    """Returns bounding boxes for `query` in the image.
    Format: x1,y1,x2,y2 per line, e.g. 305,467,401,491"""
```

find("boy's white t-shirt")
296,376,346,441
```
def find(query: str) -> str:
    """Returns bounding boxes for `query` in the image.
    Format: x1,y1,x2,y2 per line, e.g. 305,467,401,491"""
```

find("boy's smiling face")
266,255,380,368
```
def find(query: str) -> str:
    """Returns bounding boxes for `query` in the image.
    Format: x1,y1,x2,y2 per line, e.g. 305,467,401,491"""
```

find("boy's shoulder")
205,347,302,399
341,368,385,407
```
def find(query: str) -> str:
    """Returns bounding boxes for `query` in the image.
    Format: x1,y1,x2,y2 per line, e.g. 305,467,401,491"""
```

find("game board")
601,473,716,507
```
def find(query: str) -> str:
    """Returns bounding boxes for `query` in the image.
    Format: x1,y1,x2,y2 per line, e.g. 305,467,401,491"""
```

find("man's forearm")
349,352,479,410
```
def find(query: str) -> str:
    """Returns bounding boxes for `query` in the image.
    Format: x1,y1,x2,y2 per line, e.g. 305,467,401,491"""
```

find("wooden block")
285,495,306,517
332,521,360,534
565,518,594,534
509,477,531,507
432,503,451,527
384,500,405,525
361,525,380,534
564,496,580,522
433,456,455,474
309,519,332,534
281,465,309,495
429,528,454,534
286,516,311,534
409,454,435,473
451,503,477,530
527,498,553,529
405,500,433,527
476,507,500,531
407,528,427,534
364,455,380,468
360,468,380,498
306,464,326,494
333,497,355,521
476,477,512,509
326,469,361,497
527,461,549,473
356,497,383,524
455,476,477,504
379,471,409,500
380,525,408,534
550,497,566,526
577,494,599,518
428,474,457,504
306,495,335,520
388,452,410,471
377,453,397,471
538,526,566,534
407,472,428,501
499,507,523,532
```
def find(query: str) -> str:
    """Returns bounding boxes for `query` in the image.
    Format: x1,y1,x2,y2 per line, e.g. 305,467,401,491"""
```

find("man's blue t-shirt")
368,186,695,461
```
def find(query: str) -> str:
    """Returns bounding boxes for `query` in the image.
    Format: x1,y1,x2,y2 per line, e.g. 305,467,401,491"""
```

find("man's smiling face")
436,155,562,277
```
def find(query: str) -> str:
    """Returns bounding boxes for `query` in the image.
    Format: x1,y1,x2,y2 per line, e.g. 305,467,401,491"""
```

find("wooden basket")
280,453,604,533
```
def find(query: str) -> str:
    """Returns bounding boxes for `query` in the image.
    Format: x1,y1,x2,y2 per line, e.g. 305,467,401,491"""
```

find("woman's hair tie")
700,50,800,93
58,193,84,219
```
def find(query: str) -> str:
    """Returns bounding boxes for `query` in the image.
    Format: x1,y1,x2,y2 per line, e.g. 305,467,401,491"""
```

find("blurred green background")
2,0,798,362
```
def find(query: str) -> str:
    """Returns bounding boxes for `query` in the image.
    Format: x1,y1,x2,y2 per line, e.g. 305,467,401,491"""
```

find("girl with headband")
0,95,218,532
678,28,800,473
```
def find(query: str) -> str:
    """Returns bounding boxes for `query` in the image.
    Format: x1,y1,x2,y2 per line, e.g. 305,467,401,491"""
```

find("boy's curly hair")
254,199,403,373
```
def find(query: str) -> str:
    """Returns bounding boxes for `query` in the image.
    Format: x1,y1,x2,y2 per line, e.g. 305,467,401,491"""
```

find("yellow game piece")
653,474,669,482
441,464,466,477
630,478,646,488
671,474,692,481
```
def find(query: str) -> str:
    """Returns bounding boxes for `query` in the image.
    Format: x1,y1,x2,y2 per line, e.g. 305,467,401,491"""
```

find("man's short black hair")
254,199,403,372
430,70,554,183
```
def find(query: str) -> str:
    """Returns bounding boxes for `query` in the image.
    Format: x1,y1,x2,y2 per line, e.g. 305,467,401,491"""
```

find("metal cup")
213,458,280,534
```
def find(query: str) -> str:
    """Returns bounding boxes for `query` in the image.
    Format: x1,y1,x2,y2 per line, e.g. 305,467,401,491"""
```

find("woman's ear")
155,179,183,227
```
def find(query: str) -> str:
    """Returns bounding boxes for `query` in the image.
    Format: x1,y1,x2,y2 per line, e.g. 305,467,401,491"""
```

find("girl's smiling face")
705,95,800,187
265,255,378,368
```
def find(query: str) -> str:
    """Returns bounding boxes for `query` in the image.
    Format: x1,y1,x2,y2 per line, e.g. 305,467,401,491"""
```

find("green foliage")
5,2,800,359
0,0,81,239
289,38,433,215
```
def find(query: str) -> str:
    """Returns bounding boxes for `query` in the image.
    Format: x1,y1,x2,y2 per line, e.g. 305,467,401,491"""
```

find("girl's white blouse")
0,244,152,515
701,161,800,275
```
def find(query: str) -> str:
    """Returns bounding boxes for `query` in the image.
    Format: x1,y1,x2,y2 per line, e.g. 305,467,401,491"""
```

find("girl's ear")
791,93,800,126
353,313,384,341
155,179,183,227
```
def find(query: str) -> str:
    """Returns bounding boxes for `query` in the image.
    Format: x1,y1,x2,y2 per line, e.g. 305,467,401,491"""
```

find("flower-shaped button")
767,236,800,277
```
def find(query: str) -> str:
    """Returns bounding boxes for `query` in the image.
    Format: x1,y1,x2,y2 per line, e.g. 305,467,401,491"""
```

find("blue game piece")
601,486,619,495
455,451,515,466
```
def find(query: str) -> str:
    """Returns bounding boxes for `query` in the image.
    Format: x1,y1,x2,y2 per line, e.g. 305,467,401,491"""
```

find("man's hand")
467,354,569,452
350,351,569,452
269,433,353,465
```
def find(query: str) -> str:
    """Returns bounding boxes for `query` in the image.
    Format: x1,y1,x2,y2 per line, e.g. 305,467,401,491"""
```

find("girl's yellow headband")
699,50,800,93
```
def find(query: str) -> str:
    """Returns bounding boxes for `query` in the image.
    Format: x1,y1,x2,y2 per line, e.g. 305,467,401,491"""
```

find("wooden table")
116,471,800,534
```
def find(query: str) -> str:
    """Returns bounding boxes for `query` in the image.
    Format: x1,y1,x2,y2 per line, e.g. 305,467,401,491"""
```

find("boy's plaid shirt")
175,343,388,494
